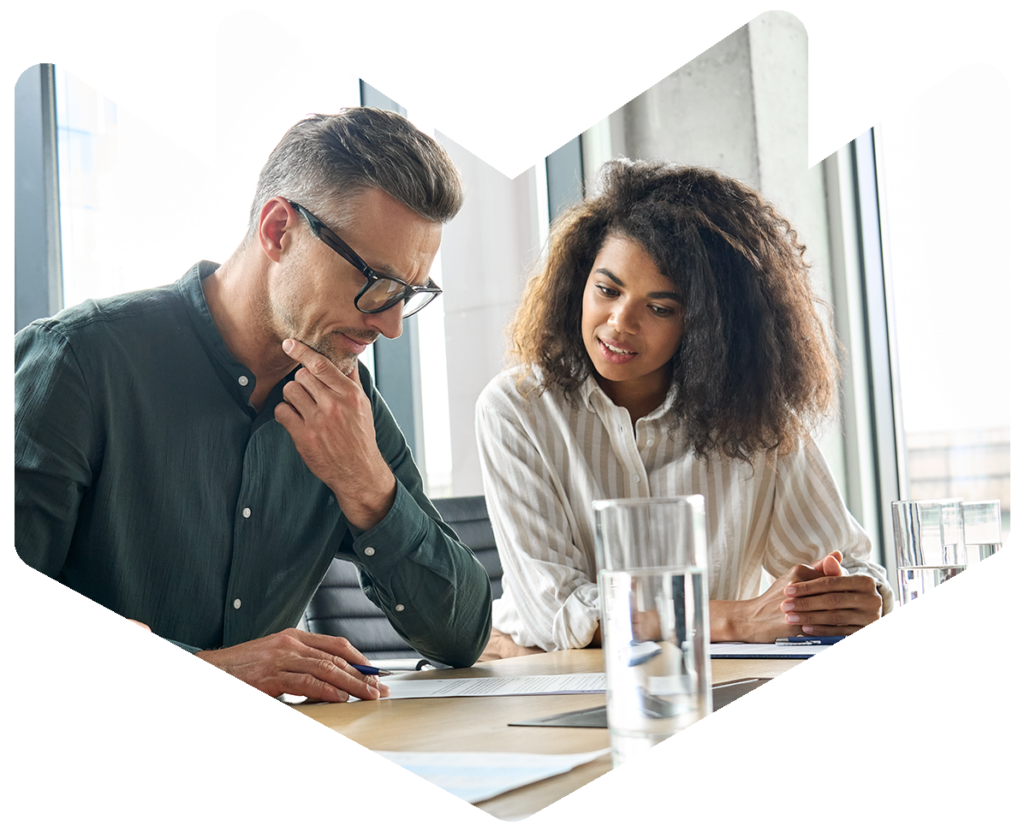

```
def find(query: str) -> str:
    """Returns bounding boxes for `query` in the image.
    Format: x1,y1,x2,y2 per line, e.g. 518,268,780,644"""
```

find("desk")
4,655,1019,819
280,651,806,754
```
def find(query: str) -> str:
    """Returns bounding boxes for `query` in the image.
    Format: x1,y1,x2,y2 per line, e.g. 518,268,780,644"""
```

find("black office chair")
301,495,501,661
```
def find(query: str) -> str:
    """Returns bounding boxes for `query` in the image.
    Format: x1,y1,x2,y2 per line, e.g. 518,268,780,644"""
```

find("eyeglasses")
289,200,442,318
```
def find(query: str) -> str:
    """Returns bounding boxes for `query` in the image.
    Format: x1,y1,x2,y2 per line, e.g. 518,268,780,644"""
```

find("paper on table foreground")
381,673,606,700
6,750,606,803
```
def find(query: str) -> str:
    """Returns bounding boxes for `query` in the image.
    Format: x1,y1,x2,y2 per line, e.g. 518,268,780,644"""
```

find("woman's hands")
711,552,883,643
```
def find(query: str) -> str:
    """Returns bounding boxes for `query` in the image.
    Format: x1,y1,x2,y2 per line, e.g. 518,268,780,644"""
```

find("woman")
475,159,893,658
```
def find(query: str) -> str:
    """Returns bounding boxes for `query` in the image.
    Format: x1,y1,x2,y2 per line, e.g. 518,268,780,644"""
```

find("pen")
351,663,394,676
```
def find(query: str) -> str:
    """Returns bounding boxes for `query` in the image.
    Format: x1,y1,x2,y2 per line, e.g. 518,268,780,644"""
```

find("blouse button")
631,474,641,483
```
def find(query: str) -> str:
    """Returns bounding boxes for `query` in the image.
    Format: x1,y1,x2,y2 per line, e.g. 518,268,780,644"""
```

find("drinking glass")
892,500,962,684
594,496,711,767
962,497,1003,569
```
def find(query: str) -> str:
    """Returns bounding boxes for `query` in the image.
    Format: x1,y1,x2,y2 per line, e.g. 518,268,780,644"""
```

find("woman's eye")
650,305,674,317
596,284,618,298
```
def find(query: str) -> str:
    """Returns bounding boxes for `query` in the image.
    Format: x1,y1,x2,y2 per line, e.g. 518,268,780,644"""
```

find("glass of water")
962,500,1003,565
888,500,966,684
594,496,711,768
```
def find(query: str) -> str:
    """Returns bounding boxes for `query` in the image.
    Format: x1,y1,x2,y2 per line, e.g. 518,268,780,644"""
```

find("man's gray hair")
246,108,464,239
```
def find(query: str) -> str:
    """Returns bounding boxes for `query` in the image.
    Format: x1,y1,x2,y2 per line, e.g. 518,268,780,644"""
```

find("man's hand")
196,629,390,702
275,338,397,530
711,551,881,642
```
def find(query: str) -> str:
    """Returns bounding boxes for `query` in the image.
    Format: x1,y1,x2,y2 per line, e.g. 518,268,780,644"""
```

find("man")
15,108,492,703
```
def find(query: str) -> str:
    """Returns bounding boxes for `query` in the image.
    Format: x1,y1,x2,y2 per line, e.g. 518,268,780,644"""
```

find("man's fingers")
281,376,318,414
303,651,383,699
282,339,354,388
283,338,333,374
196,629,392,702
292,629,371,665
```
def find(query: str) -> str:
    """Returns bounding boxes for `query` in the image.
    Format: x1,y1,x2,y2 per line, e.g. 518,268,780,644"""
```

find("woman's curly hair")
509,159,840,463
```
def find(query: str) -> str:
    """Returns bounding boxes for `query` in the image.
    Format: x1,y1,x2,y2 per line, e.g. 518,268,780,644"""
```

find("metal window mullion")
15,63,63,331
852,129,904,578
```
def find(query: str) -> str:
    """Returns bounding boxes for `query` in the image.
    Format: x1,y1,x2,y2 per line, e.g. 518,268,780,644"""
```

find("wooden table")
6,651,1015,823
280,651,806,754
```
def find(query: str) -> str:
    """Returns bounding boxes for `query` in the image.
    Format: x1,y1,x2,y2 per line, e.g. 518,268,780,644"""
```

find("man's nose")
367,303,404,340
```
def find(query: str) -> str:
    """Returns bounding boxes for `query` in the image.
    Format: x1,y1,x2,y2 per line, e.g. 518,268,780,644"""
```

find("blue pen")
351,663,393,677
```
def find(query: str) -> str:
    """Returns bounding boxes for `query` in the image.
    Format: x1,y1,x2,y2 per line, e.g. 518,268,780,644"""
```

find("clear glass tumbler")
891,498,966,606
594,496,711,767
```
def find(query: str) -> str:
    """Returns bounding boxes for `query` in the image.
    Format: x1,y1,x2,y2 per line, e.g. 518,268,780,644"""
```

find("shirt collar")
581,373,680,422
176,261,264,412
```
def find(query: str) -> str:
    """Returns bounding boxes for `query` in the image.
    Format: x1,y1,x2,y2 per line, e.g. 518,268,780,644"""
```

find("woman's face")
580,234,685,402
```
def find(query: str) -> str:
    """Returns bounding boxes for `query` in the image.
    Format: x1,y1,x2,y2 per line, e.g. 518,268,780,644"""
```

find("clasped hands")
730,551,882,642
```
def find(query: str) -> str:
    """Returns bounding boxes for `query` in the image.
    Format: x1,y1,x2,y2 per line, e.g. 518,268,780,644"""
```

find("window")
54,68,237,306
876,66,1012,540
839,65,1024,573
360,79,659,493
18,68,655,500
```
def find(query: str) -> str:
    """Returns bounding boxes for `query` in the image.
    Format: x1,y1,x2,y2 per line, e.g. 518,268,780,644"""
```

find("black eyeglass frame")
288,200,442,318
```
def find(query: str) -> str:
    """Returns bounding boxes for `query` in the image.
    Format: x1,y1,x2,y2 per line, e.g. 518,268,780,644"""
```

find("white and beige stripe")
475,366,894,652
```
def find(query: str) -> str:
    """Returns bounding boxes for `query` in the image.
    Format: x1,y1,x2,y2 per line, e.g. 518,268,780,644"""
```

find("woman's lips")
597,337,637,363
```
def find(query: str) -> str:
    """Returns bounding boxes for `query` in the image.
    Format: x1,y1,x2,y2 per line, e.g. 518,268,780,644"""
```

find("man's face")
268,188,442,375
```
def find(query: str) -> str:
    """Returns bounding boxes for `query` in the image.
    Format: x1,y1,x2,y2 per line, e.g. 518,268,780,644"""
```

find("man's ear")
257,197,296,263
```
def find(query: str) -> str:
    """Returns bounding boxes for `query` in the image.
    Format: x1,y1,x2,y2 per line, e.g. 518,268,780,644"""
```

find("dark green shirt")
14,261,491,666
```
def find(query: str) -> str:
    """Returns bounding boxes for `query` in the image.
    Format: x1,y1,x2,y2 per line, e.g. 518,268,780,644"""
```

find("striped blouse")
475,366,895,652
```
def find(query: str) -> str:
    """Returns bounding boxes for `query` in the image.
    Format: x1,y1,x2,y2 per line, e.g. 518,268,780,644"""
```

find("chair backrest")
301,495,501,660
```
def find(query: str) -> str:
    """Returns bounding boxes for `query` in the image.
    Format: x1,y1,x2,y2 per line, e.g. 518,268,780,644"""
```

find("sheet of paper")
380,673,607,700
6,745,606,807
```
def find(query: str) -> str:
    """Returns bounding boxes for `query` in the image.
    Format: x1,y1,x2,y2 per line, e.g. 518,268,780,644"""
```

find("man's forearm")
373,536,492,668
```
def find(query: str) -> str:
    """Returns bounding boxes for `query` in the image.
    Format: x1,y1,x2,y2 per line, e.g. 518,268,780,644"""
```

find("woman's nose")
608,301,639,333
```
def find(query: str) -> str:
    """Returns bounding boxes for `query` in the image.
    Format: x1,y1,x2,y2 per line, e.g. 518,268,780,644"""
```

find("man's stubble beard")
260,272,376,377
303,331,369,376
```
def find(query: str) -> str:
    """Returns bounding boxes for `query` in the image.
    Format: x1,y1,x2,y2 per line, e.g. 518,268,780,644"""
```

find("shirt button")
238,375,249,387
364,547,375,556
632,474,641,483
233,598,241,610
242,507,251,518
395,604,405,612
